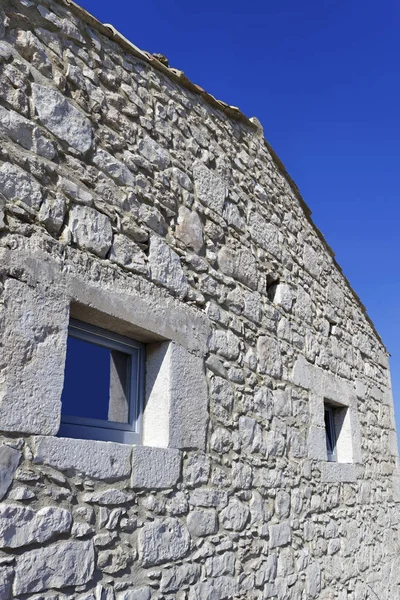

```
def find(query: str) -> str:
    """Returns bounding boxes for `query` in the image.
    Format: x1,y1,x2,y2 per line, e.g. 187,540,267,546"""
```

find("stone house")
0,0,399,598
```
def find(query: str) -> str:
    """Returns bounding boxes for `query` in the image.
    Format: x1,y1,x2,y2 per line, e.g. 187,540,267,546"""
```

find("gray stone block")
131,446,181,489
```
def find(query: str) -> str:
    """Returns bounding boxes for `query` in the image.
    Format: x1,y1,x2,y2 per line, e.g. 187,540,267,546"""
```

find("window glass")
59,319,144,444
324,406,337,461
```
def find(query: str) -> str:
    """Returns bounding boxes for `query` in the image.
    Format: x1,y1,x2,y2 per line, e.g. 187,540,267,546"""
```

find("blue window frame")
58,319,145,444
324,405,337,462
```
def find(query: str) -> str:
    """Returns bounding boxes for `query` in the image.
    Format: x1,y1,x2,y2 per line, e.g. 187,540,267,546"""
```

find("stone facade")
0,0,399,598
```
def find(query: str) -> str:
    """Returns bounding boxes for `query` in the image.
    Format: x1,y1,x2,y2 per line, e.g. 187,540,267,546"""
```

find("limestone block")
184,453,211,487
144,342,209,451
0,445,21,500
307,426,326,460
0,278,68,435
149,236,189,298
0,105,55,159
93,148,135,186
193,160,227,213
68,204,113,258
220,498,250,531
187,509,218,536
0,10,5,39
138,136,170,169
232,461,253,489
0,505,72,548
205,553,235,577
38,193,66,234
295,288,312,324
138,517,190,566
303,243,321,278
176,206,204,252
160,563,201,593
117,588,151,600
33,436,132,480
257,336,283,378
82,489,134,505
131,446,181,489
209,329,240,360
190,488,228,509
218,245,258,290
32,83,93,153
188,575,236,600
0,566,13,600
13,539,95,595
320,462,356,483
0,162,42,210
306,561,322,598
242,289,262,323
274,283,293,312
248,212,281,258
109,234,148,274
269,522,291,548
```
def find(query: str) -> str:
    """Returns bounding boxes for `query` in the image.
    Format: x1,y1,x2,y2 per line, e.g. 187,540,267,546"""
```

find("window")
58,319,145,444
324,405,337,462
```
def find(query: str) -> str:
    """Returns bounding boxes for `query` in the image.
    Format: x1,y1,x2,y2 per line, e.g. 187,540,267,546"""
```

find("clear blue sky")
78,0,400,440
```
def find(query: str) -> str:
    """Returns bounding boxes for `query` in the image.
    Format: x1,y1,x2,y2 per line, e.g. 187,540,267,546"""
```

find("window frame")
324,404,337,462
58,319,145,444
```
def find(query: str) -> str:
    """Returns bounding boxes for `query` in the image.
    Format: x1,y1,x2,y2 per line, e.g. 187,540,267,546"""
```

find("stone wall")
0,0,399,598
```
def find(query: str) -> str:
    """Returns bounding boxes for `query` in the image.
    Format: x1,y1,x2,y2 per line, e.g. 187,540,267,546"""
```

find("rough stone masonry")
0,0,399,598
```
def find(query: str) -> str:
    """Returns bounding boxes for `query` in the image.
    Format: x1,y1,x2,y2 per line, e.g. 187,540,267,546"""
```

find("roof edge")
58,0,386,350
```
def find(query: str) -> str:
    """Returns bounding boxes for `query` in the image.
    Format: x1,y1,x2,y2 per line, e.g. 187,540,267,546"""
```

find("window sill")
320,461,357,483
33,436,182,488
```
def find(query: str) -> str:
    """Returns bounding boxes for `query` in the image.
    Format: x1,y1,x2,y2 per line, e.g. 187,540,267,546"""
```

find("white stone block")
0,278,69,435
138,517,190,566
33,436,132,480
131,446,181,489
0,504,72,548
0,445,21,500
13,539,95,595
32,83,93,153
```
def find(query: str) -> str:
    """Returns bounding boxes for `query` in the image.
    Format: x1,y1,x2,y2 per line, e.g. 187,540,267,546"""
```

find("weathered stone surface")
0,445,21,501
218,245,258,290
0,162,42,209
187,509,218,536
116,588,152,600
109,234,147,274
0,105,55,159
131,446,181,489
220,499,250,531
0,279,68,435
257,335,282,378
248,212,281,258
149,236,189,298
93,149,135,186
38,193,66,234
32,83,93,153
176,205,204,252
0,504,72,548
138,517,190,566
193,161,227,213
138,136,170,169
160,563,201,593
0,566,13,600
13,539,95,594
68,205,113,258
188,575,236,600
269,522,291,548
82,489,134,505
33,437,132,480
205,553,235,577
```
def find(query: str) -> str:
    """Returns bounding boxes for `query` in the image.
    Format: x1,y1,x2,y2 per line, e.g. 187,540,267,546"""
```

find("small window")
58,319,145,444
324,405,337,462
